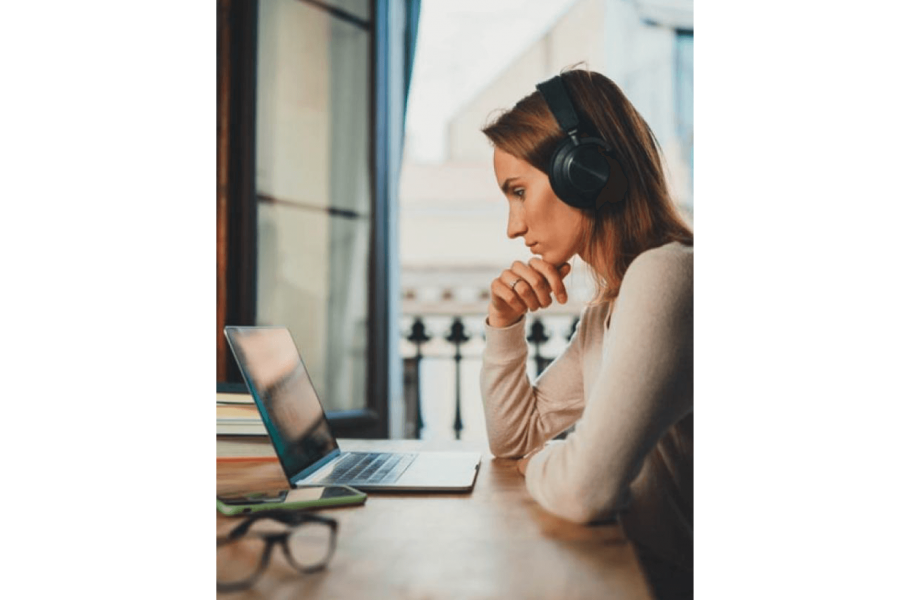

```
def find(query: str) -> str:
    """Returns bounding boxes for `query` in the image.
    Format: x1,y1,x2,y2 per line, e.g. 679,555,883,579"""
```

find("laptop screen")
224,327,339,479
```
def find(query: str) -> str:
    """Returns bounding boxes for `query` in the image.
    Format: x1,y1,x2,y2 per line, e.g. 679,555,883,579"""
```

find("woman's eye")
513,188,525,199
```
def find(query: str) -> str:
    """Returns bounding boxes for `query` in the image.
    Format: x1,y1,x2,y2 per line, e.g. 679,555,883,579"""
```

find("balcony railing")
401,311,579,441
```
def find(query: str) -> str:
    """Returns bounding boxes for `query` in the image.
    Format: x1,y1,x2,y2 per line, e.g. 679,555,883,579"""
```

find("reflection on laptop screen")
226,327,338,477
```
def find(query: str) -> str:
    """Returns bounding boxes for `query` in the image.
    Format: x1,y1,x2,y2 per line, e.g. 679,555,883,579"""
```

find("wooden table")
216,438,653,599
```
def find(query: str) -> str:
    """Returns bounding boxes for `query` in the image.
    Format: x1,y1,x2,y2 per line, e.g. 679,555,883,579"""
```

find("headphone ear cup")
548,137,611,209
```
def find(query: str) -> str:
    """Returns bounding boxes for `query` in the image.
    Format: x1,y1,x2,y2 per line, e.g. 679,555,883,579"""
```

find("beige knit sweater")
480,242,693,569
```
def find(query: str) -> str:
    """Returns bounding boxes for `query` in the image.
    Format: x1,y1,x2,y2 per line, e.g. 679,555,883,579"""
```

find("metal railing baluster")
527,317,551,376
404,317,430,438
445,317,470,440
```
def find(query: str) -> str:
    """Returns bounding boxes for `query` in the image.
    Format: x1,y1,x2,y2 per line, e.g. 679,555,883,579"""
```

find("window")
217,0,415,437
675,28,693,207
255,0,372,416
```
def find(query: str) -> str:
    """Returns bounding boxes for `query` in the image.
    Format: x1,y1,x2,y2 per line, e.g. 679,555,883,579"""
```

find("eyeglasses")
216,510,339,592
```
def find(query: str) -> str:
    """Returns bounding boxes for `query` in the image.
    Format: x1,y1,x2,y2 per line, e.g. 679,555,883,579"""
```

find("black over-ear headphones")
536,75,618,210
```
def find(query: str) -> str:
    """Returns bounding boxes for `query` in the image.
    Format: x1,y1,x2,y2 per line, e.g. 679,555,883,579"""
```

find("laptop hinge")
290,448,342,486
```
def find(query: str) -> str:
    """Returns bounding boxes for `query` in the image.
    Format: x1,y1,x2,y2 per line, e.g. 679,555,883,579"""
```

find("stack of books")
216,392,277,460
216,393,266,436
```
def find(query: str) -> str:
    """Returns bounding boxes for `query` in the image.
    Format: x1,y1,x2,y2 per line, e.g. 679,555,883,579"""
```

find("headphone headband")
536,76,581,136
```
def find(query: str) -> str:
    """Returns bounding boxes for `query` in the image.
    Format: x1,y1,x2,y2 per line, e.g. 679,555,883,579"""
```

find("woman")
480,68,693,595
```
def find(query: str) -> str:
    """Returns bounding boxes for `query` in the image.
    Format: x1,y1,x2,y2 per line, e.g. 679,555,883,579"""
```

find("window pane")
255,0,371,412
329,0,370,22
675,30,693,200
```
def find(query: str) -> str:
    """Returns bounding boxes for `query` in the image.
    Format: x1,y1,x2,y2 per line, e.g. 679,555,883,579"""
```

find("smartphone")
216,485,366,515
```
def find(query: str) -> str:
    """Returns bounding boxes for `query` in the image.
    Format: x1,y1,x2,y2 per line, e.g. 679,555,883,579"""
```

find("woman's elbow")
484,420,533,458
487,435,525,459
548,481,626,524
561,501,617,525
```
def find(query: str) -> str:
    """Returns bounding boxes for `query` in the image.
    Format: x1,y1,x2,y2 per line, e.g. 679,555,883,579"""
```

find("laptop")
224,326,481,491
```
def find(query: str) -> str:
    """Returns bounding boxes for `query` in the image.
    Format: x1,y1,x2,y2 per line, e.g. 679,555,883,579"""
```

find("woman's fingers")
490,276,527,314
528,258,571,304
509,259,571,309
507,261,545,310
488,259,573,328
509,261,550,309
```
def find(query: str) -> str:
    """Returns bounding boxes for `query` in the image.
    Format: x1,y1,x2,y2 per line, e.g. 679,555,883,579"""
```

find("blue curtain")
373,0,422,436
403,0,421,110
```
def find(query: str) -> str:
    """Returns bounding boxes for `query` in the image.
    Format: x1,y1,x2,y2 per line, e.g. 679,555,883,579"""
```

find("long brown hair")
482,67,693,303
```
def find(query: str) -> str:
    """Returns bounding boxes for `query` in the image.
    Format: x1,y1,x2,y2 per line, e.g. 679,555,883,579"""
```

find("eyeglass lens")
284,521,335,570
217,519,336,589
217,535,269,587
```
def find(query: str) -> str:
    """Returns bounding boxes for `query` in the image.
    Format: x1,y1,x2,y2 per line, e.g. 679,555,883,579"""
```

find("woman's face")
493,148,588,267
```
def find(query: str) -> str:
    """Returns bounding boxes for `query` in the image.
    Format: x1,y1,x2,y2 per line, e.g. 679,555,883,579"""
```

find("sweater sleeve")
524,247,693,523
479,312,589,459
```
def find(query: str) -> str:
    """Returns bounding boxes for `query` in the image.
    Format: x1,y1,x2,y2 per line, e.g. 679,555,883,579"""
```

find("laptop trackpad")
396,452,482,490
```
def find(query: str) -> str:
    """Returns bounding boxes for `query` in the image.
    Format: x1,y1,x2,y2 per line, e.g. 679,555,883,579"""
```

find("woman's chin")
539,250,572,269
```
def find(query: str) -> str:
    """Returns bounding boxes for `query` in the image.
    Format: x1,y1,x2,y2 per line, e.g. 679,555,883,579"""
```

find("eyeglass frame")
216,509,339,592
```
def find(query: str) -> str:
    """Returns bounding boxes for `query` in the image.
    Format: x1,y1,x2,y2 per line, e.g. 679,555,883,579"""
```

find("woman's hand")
488,259,572,328
517,444,549,476
516,454,532,476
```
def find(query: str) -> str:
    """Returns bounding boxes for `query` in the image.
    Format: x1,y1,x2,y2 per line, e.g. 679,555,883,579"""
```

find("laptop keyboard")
318,452,416,485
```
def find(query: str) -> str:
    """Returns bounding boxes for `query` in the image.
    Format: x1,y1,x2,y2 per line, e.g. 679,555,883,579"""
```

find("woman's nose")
507,205,526,239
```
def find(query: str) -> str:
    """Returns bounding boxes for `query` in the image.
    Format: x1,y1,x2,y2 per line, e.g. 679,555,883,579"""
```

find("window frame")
216,0,393,438
217,0,258,385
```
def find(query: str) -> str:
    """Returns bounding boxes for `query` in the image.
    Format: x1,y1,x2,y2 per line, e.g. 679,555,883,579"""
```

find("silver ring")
510,278,523,291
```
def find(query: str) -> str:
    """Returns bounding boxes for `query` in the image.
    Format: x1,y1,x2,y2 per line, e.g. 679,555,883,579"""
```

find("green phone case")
216,485,367,515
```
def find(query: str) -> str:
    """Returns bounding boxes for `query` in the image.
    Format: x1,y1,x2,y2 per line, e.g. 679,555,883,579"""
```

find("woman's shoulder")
579,243,692,328
629,241,693,277
625,242,692,285
619,242,693,309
